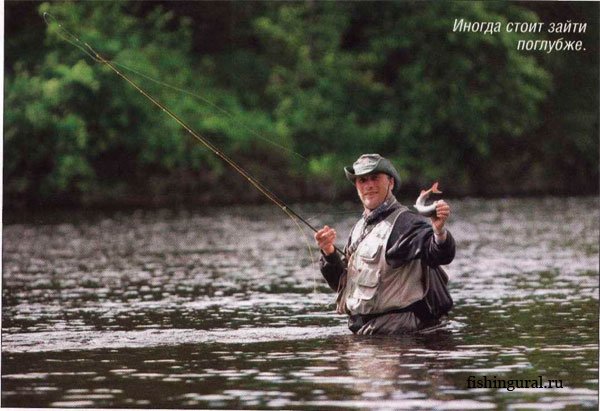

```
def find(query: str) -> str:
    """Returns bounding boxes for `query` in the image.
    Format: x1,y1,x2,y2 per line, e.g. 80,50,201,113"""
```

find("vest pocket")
354,267,379,300
347,267,379,313
357,242,382,261
347,244,382,313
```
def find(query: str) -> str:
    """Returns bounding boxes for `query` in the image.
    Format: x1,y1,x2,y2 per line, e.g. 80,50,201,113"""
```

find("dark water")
2,197,598,409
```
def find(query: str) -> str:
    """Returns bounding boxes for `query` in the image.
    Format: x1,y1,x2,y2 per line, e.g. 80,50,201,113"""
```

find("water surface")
2,197,598,409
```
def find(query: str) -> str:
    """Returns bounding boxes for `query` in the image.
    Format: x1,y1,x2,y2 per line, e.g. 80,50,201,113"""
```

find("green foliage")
255,2,555,192
5,2,288,204
4,1,597,206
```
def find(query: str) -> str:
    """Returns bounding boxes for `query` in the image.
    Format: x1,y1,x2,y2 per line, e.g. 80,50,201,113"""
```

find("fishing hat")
344,154,401,196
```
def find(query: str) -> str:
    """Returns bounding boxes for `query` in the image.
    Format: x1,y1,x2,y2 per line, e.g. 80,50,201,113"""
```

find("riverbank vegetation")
5,2,598,208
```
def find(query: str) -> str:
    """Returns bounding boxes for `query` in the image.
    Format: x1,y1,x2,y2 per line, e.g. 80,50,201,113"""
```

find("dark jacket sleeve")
318,232,352,291
385,211,456,268
319,251,346,291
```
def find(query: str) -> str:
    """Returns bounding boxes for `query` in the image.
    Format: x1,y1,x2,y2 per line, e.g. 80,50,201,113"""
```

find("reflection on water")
2,197,598,409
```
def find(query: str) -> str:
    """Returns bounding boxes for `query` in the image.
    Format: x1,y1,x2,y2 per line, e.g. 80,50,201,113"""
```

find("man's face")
355,173,393,211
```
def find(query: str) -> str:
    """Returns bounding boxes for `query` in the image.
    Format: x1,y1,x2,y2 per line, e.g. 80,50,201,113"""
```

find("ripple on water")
2,198,598,409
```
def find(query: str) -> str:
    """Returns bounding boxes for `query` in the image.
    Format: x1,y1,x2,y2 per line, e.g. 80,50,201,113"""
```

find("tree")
5,1,596,206
4,1,287,206
255,2,552,194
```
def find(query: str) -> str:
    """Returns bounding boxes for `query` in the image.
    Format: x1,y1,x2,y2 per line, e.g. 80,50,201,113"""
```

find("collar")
362,193,400,225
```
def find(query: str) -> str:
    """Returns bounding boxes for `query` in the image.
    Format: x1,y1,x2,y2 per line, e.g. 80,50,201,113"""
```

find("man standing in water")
314,154,455,334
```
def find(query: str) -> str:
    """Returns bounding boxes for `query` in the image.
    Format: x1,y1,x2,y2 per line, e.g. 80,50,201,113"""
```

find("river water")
2,197,598,409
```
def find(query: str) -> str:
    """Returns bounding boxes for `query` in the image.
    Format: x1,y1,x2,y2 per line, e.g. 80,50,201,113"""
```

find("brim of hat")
344,157,386,180
344,166,402,196
344,166,371,181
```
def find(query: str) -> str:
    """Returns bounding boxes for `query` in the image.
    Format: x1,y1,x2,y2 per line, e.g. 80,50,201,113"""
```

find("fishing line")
42,12,307,162
42,12,344,281
105,62,309,162
306,210,362,222
309,180,360,222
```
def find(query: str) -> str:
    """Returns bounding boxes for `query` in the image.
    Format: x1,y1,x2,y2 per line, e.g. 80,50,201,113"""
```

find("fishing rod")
43,12,344,256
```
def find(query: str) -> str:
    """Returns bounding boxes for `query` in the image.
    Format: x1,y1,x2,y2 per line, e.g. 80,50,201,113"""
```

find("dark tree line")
4,1,598,208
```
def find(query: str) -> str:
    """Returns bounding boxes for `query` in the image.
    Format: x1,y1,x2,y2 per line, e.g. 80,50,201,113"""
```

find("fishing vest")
340,207,426,315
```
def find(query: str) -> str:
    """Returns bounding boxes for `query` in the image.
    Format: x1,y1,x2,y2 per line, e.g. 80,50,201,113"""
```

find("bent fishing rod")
44,13,344,255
